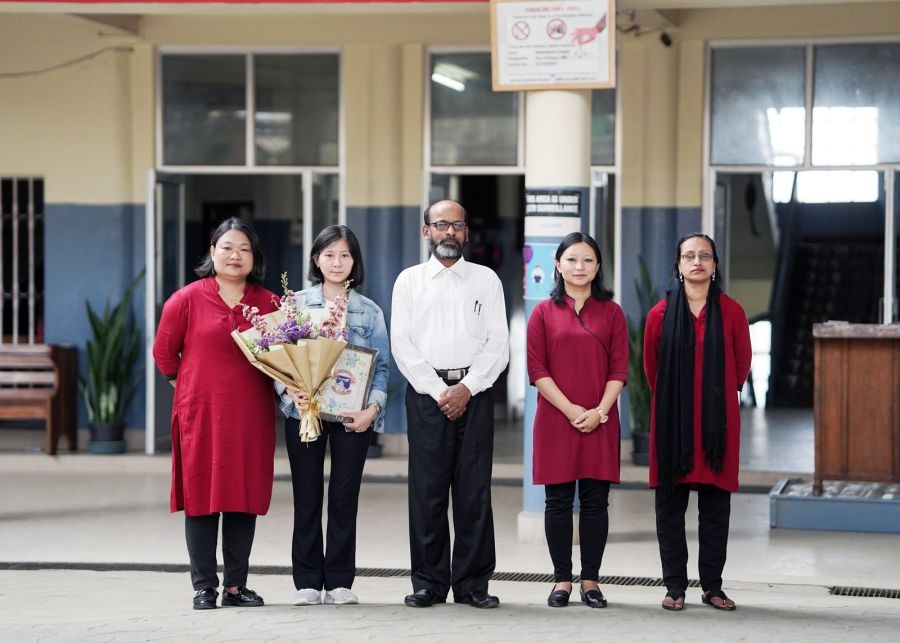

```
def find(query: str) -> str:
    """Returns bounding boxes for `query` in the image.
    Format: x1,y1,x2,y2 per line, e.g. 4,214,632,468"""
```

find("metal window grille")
1,177,45,345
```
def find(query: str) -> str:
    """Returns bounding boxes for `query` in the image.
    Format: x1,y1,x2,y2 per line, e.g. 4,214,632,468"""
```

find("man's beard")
430,236,463,259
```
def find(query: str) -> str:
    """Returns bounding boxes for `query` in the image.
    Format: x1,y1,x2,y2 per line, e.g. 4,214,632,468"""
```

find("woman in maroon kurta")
643,234,751,612
527,233,628,609
153,217,277,611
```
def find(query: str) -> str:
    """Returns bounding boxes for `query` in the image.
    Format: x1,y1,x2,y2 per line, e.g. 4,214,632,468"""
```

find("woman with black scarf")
643,234,751,612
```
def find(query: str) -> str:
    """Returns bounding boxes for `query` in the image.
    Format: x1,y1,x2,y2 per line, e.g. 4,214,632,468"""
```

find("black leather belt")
435,367,469,381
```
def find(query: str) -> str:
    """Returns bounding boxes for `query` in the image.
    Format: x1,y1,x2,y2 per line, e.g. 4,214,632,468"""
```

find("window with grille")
1,177,45,344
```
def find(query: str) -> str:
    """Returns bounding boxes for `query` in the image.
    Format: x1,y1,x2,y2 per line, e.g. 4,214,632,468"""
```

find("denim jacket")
275,284,390,433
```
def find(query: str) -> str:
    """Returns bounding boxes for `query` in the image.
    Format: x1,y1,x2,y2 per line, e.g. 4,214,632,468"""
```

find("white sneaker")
293,588,321,605
324,587,358,605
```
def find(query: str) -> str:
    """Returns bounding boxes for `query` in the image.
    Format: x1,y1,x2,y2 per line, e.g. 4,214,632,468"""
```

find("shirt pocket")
464,297,487,340
346,309,372,345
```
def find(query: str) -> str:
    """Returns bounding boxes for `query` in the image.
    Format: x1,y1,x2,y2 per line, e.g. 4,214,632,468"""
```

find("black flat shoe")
221,586,264,607
547,588,571,607
193,587,218,610
580,588,608,608
454,590,500,609
404,588,446,608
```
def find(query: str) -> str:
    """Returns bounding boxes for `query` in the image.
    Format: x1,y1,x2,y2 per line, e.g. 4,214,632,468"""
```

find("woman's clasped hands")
567,404,603,433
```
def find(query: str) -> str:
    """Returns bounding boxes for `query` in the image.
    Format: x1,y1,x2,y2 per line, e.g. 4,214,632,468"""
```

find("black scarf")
654,280,727,485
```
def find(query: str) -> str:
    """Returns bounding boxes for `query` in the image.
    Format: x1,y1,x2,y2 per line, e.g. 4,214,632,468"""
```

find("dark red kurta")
527,297,629,485
643,293,752,492
153,277,278,516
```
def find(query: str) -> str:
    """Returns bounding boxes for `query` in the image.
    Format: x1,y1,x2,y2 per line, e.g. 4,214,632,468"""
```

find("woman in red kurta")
153,217,277,611
643,234,751,612
527,233,628,609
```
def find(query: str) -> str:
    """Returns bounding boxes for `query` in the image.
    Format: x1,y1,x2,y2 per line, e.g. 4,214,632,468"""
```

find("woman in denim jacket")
276,225,389,607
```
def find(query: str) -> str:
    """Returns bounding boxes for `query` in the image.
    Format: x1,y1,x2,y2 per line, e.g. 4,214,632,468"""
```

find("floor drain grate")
0,562,696,587
830,586,900,599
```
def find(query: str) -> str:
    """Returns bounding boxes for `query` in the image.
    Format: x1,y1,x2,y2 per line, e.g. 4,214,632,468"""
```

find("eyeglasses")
681,252,714,263
428,220,467,232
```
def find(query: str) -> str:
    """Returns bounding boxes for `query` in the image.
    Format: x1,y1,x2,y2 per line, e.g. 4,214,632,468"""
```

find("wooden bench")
0,344,78,455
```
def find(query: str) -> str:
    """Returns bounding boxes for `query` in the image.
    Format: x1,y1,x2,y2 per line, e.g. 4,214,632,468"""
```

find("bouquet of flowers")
232,274,350,443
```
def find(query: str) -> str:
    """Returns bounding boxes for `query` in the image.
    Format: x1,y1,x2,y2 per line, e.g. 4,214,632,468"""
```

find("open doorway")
429,173,525,462
146,172,339,453
716,170,886,471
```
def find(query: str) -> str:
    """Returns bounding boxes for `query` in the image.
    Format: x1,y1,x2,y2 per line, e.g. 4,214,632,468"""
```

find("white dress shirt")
391,255,510,402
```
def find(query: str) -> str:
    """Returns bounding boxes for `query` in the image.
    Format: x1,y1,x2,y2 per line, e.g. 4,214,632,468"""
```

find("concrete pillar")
519,89,591,543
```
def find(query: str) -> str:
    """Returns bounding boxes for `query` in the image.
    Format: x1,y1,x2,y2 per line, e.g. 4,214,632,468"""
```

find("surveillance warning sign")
490,0,616,91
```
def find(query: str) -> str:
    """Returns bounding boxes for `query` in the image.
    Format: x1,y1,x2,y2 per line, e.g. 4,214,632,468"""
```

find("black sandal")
661,589,685,611
701,590,736,611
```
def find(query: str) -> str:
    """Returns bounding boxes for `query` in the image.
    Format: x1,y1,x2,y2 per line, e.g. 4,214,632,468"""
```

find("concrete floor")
4,407,899,641
2,445,900,642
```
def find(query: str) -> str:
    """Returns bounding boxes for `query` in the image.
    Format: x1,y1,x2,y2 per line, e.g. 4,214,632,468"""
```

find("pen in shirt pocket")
473,300,482,315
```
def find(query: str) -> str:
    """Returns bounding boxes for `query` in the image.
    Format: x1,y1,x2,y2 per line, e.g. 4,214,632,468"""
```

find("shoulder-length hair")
549,232,613,304
195,217,267,283
308,224,365,289
671,233,723,284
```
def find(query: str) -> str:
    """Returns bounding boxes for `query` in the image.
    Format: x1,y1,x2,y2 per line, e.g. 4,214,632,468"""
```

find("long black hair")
672,233,722,285
307,224,365,289
549,232,613,304
195,217,267,283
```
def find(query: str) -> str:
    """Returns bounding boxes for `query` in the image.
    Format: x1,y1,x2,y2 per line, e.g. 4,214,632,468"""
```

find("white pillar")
520,89,592,543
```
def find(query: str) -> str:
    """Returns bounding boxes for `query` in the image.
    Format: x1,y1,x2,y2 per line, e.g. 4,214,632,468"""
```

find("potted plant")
78,271,144,454
626,257,659,465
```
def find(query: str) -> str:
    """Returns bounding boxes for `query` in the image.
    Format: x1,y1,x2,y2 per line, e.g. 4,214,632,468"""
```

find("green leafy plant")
78,271,144,425
626,257,660,435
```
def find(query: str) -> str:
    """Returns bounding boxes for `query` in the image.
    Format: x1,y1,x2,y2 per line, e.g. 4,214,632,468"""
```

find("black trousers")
284,417,370,591
185,512,256,590
406,385,496,598
545,479,610,582
654,483,731,594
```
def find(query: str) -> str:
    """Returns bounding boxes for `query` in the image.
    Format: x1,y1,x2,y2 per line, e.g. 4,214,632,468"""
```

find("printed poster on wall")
490,0,616,91
524,188,584,302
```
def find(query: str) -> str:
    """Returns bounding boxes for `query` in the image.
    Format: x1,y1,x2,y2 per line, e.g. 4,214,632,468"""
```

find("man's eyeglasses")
681,252,714,263
428,220,467,232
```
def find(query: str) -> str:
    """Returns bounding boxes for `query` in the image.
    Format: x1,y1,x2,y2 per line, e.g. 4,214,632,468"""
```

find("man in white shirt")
391,200,510,609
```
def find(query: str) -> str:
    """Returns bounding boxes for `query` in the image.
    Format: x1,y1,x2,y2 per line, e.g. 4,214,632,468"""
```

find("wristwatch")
368,401,383,416
595,405,609,424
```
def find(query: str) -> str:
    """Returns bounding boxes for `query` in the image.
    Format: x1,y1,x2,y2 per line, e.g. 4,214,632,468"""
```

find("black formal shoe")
404,588,446,608
454,590,500,609
193,587,218,610
547,588,571,607
221,586,264,607
580,588,608,608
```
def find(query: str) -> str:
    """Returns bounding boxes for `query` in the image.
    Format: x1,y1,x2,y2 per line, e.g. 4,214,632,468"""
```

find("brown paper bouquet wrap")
232,330,346,442
231,275,351,443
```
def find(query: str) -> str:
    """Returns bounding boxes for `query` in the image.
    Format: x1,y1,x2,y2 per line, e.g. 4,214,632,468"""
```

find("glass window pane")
163,55,246,166
431,53,518,166
813,44,900,166
711,47,806,166
255,55,340,166
312,173,340,240
591,89,616,166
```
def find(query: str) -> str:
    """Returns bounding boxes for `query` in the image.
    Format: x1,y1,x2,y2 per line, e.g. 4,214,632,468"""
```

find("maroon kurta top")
153,277,278,516
527,296,629,485
643,293,752,492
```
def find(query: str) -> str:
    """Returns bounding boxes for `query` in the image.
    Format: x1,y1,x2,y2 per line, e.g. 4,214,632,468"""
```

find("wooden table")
813,322,900,493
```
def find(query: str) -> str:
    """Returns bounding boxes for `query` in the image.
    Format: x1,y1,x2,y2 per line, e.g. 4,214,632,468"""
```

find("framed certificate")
317,344,377,422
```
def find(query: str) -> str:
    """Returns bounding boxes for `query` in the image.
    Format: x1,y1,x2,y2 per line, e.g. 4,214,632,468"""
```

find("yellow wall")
0,14,144,204
4,4,900,208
